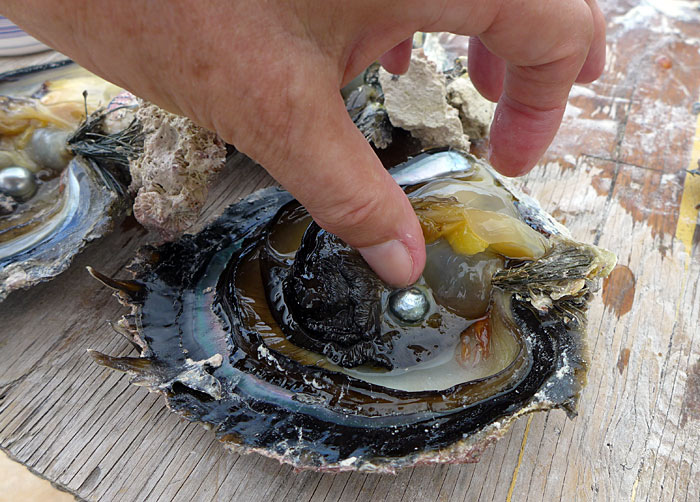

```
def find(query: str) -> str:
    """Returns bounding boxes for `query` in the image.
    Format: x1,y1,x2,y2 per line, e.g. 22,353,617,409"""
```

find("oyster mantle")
89,150,615,472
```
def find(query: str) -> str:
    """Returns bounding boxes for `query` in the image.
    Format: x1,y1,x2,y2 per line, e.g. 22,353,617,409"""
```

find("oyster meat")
0,61,132,301
90,149,615,472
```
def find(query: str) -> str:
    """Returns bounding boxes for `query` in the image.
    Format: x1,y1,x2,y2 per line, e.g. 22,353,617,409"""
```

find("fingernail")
358,239,414,287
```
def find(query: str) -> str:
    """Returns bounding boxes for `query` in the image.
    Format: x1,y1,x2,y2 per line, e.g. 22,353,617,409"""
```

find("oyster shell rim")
0,59,74,85
87,150,614,472
0,156,127,301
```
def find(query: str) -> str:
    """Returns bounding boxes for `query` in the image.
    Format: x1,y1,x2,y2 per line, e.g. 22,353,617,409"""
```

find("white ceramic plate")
0,16,49,56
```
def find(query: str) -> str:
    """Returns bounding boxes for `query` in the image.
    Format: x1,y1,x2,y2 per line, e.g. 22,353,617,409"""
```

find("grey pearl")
388,287,430,324
0,166,37,200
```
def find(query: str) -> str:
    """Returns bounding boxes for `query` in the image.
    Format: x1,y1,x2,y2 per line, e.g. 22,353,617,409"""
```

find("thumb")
240,81,426,287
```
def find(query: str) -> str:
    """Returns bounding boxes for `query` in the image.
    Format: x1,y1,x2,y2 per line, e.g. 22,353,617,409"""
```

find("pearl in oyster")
388,286,430,324
0,166,37,201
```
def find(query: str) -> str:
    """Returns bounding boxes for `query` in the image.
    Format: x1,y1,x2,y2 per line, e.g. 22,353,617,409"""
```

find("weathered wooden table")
1,2,699,500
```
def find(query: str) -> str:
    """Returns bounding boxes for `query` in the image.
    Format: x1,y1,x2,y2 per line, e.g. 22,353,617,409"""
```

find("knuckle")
570,2,596,53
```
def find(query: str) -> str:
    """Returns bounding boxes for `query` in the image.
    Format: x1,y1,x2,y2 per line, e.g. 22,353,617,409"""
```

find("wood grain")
1,2,699,500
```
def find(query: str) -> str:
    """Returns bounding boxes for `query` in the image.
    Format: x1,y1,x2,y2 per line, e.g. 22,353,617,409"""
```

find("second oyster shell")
0,61,132,301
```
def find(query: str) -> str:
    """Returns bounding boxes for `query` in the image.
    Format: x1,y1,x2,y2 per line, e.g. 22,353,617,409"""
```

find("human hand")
3,0,605,286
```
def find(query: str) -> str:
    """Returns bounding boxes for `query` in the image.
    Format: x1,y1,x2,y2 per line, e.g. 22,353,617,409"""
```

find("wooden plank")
1,1,699,501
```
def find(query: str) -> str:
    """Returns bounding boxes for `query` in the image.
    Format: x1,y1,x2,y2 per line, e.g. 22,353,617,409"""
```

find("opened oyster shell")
0,61,132,301
89,150,615,472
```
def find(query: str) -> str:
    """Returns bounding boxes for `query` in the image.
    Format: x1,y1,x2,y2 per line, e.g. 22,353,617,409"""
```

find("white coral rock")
129,102,226,240
447,75,496,140
378,49,470,151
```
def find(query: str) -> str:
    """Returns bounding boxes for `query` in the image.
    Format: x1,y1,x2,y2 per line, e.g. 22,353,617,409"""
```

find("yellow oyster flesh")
1,65,123,240
411,175,548,259
0,66,122,173
413,198,548,258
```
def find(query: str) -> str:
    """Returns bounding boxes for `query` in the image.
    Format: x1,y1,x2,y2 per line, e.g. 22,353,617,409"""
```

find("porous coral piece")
129,101,226,240
447,75,496,140
378,49,470,151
